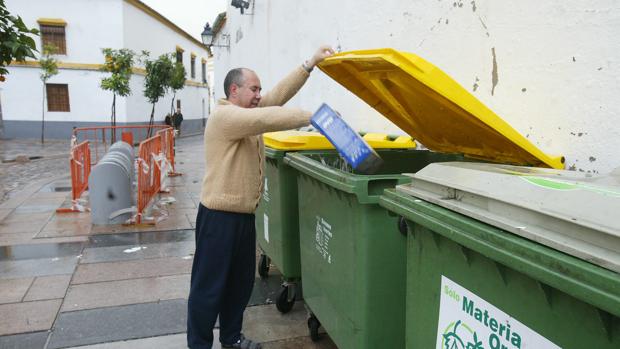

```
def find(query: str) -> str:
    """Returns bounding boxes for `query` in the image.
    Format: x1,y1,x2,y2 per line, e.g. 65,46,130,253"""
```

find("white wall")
6,0,124,63
1,67,120,123
122,1,210,121
213,0,620,174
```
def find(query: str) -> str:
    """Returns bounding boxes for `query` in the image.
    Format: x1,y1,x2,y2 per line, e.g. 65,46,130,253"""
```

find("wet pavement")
0,135,337,349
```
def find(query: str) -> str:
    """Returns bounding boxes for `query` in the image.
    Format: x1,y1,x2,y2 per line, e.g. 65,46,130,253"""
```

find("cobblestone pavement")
0,139,72,204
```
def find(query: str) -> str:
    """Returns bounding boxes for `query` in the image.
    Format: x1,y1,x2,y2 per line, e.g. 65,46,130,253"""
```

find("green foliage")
143,53,173,104
0,0,39,78
39,44,58,83
100,48,135,97
169,62,186,92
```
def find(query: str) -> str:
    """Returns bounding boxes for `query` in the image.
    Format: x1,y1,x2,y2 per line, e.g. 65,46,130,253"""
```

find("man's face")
232,70,262,108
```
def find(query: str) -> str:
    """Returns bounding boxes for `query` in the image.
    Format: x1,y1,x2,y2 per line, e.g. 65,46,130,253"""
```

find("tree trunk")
171,93,176,116
148,103,155,138
111,94,117,143
41,83,45,144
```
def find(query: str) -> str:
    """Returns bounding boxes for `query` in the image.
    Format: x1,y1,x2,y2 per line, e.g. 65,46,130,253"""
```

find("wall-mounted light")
231,0,251,14
201,23,230,49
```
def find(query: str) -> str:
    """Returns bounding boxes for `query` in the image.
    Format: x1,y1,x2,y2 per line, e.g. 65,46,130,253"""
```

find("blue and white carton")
310,103,383,174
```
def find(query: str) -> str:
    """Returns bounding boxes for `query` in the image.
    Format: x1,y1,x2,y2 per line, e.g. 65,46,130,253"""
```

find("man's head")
224,68,262,108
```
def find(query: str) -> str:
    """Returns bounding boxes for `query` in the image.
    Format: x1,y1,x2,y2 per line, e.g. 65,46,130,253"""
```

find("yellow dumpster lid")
263,131,416,150
318,48,564,169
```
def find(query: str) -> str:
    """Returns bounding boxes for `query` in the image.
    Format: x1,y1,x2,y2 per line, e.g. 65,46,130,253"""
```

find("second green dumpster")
256,131,415,313
285,149,463,347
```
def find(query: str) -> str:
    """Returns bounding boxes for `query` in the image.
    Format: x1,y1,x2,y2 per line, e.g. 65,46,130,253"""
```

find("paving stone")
0,232,37,246
264,335,337,349
13,203,64,214
0,208,12,221
0,211,52,223
30,191,71,199
0,277,33,304
0,241,84,261
0,256,78,279
62,274,189,312
87,230,194,248
71,257,191,284
37,218,93,238
87,213,193,235
47,299,187,349
0,330,50,349
0,220,47,234
0,235,88,247
242,302,310,344
249,275,285,307
20,197,67,206
0,299,61,336
80,240,194,264
24,274,72,301
61,333,200,349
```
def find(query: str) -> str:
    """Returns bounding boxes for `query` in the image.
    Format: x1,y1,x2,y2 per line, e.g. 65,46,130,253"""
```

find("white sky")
141,0,227,41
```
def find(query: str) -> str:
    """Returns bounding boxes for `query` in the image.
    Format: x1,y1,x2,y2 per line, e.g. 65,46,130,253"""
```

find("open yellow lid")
264,131,416,150
318,48,564,169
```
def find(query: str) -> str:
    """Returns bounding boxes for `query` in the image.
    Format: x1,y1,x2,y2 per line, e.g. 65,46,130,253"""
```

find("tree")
169,62,186,115
39,44,58,144
100,48,135,142
143,53,173,137
0,0,38,80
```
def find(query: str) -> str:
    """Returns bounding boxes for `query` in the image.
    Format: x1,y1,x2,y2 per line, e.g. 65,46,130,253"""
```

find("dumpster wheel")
258,254,270,279
276,285,295,313
307,314,321,342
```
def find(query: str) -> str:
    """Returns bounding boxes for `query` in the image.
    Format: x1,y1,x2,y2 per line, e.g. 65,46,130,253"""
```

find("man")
187,45,335,349
173,107,184,135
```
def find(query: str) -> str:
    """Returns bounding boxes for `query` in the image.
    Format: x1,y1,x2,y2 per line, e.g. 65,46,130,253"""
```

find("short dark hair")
223,68,247,99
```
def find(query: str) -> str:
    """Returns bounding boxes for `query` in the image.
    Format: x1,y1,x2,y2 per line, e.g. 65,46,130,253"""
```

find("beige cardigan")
200,66,313,213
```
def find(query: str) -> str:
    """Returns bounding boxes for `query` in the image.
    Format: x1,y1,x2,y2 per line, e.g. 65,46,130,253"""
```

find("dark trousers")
187,204,256,349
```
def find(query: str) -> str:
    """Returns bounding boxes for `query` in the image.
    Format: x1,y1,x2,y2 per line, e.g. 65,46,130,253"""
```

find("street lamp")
201,23,229,49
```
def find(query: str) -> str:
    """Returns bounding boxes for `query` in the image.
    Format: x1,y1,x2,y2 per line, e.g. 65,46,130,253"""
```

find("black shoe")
221,334,262,349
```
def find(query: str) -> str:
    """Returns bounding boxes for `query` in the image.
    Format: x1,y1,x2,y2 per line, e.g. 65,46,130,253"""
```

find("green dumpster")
285,149,463,348
256,130,415,313
379,161,620,349
285,48,566,349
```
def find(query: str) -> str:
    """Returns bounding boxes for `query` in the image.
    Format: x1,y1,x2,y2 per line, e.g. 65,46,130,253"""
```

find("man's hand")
306,45,336,70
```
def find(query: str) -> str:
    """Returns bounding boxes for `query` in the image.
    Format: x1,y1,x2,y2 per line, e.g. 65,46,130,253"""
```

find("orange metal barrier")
58,125,179,223
121,131,134,146
72,125,172,164
136,134,163,224
156,128,182,177
56,141,91,213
